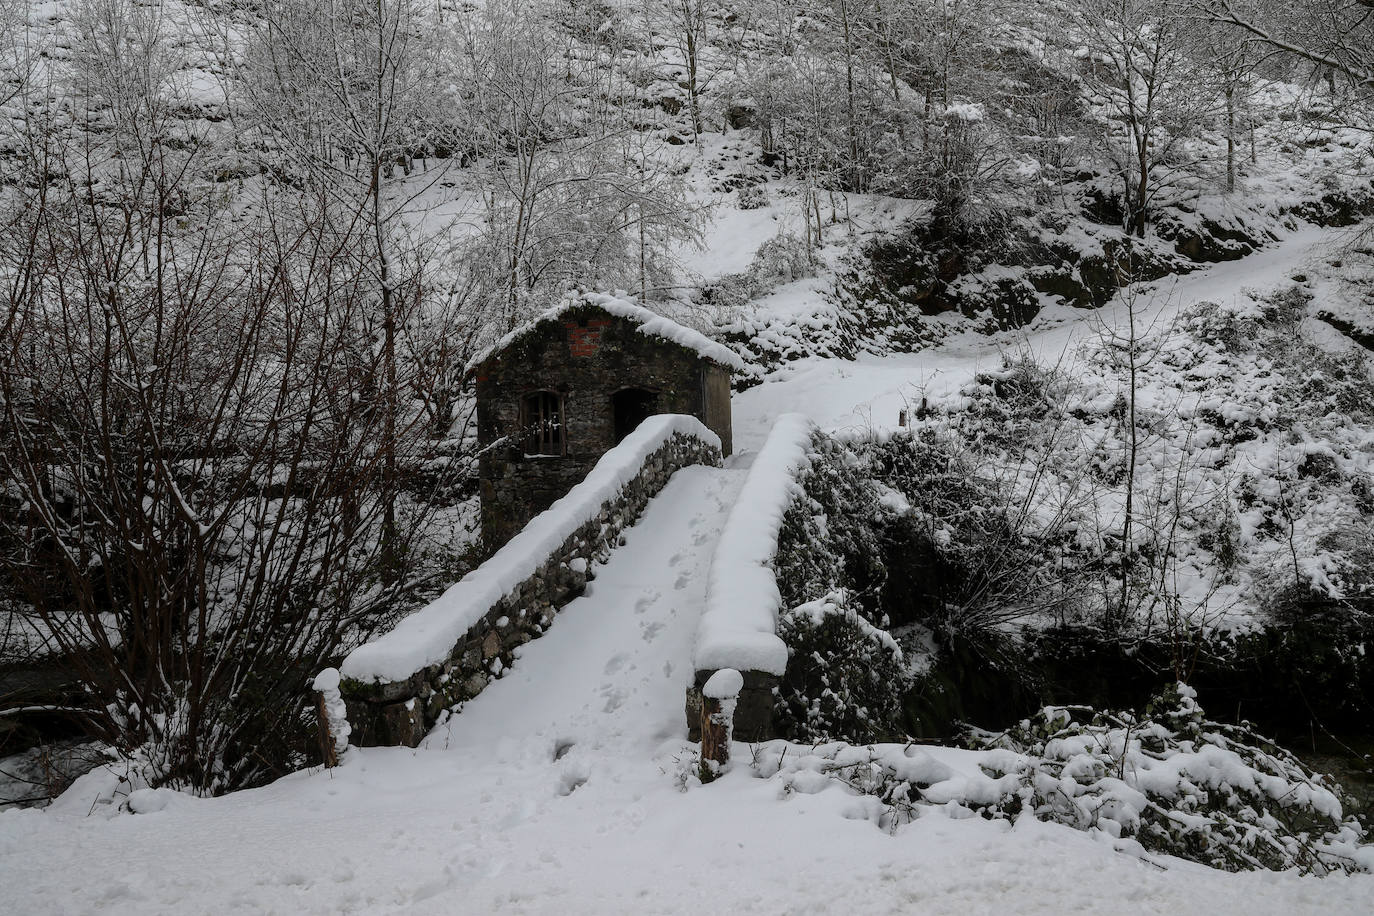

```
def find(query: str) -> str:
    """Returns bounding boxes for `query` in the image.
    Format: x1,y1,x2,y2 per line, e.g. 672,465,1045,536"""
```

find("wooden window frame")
521,390,565,457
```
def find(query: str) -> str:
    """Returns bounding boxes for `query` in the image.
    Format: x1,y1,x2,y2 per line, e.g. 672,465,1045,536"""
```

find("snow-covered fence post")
312,668,351,768
699,668,742,784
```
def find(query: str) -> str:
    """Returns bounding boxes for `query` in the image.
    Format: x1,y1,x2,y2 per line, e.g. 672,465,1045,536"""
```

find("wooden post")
312,667,350,769
699,668,743,784
314,689,339,769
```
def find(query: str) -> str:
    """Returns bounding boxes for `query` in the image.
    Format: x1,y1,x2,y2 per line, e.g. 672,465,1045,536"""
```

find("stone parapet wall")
339,425,723,747
687,414,816,744
685,668,779,743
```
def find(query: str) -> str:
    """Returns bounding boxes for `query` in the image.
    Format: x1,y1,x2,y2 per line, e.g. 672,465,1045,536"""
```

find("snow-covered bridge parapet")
335,415,724,747
689,413,815,742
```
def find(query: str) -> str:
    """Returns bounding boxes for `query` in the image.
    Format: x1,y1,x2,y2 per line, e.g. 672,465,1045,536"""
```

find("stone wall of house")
475,302,733,550
340,430,723,748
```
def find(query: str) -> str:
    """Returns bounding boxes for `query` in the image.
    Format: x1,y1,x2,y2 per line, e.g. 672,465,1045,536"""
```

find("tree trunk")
371,155,400,585
698,668,741,783
699,695,728,782
1134,144,1149,238
1225,84,1236,194
315,689,340,768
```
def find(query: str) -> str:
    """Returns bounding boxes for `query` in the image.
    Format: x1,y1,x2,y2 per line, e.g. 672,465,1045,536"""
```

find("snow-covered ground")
2,229,1371,913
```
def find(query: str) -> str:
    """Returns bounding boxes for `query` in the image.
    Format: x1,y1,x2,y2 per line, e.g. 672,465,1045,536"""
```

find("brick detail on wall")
565,319,610,357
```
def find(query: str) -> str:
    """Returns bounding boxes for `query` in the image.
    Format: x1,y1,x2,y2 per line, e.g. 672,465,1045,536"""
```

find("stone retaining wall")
341,430,722,747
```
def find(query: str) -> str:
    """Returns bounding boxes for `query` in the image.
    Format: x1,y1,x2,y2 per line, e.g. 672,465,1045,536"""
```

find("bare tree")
239,0,456,578
660,0,711,141
1205,0,1374,93
458,0,701,328
1091,267,1172,623
1068,0,1215,237
0,0,454,792
1217,38,1258,194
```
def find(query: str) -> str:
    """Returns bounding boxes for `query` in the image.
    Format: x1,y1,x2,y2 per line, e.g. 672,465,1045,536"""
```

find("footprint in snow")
674,573,690,590
641,621,664,642
668,551,684,567
602,687,626,713
603,653,627,675
557,763,590,796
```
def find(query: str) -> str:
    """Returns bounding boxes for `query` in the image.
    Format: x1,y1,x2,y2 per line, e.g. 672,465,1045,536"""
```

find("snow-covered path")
734,225,1345,450
423,462,746,760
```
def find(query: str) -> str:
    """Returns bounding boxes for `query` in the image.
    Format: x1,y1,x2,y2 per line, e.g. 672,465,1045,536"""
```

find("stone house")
471,293,742,550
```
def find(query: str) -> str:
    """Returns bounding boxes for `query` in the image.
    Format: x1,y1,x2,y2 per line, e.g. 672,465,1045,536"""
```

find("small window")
521,391,565,457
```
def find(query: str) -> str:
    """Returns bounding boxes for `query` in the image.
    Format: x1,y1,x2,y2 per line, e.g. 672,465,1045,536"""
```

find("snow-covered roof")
470,291,747,373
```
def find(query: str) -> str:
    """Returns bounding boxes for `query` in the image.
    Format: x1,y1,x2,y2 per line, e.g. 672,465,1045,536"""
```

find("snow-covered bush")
714,299,859,387
862,427,1086,641
969,684,1372,874
770,424,1088,740
1159,289,1374,610
701,232,815,313
736,184,769,210
904,290,1374,637
775,592,909,742
774,432,887,612
751,233,815,287
755,686,1373,875
771,433,910,741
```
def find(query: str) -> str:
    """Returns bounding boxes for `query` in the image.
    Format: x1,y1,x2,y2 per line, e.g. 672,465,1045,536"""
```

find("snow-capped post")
312,668,351,768
699,668,743,783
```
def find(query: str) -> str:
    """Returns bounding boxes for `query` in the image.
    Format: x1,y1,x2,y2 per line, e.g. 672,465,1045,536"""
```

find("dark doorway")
612,388,659,443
